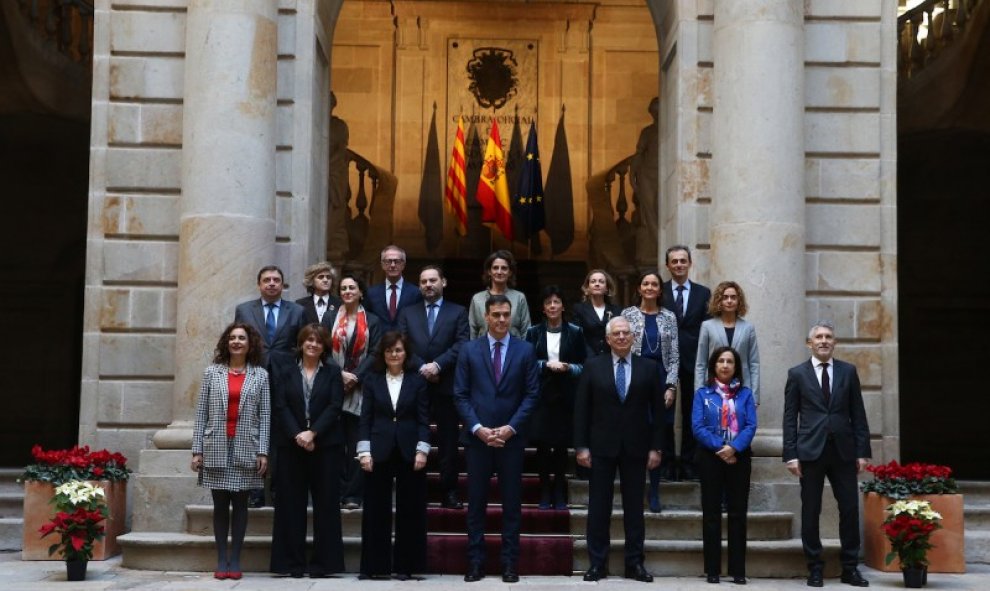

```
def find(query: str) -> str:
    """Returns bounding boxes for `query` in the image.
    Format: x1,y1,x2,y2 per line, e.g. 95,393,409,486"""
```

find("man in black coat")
574,316,664,583
397,265,470,509
783,321,872,588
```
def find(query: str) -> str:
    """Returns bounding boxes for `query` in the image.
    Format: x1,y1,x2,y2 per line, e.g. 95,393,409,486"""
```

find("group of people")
190,243,873,587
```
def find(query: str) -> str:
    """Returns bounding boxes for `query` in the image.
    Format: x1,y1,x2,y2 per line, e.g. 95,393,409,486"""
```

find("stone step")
185,504,363,537
959,481,990,504
0,469,23,493
0,516,23,551
568,509,793,541
965,505,990,530
568,480,701,509
571,537,843,578
0,491,24,518
966,531,990,564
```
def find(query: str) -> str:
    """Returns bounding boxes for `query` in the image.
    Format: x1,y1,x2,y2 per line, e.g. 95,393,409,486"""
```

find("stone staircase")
0,468,24,551
960,481,990,564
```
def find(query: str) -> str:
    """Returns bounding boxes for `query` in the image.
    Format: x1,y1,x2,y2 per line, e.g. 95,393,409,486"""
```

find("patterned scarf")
331,307,368,372
714,378,741,443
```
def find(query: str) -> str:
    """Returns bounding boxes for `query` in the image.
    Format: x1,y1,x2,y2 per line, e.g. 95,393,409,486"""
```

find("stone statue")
327,91,351,259
630,96,660,267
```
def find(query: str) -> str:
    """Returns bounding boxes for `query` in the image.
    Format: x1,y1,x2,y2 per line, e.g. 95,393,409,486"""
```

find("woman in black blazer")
570,269,623,356
525,285,587,509
357,331,430,580
269,324,345,578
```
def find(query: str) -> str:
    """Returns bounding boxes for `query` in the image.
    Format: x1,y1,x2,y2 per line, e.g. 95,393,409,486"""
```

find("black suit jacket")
574,353,665,458
782,358,871,463
295,294,343,329
397,300,470,397
269,356,345,448
570,302,623,356
359,372,430,463
365,279,424,332
662,280,711,368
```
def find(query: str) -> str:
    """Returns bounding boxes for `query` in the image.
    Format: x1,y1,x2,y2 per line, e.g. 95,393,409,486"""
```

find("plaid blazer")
192,363,271,469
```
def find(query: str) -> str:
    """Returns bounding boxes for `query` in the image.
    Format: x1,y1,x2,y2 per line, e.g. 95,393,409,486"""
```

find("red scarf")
332,308,368,372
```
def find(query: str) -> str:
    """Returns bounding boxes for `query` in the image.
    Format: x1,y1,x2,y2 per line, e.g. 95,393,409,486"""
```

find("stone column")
710,0,805,448
153,0,278,450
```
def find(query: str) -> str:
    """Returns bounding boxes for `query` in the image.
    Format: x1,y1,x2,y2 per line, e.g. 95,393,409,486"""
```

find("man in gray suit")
783,321,871,588
234,265,307,369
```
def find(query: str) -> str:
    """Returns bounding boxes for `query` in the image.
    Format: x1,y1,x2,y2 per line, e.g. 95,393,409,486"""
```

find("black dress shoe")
464,565,483,582
707,573,720,583
441,491,464,509
840,568,870,587
624,563,654,583
583,565,607,581
502,567,519,583
394,574,425,581
807,569,824,587
731,575,746,584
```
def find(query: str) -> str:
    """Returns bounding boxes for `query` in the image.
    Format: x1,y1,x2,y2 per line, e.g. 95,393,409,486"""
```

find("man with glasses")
365,245,422,332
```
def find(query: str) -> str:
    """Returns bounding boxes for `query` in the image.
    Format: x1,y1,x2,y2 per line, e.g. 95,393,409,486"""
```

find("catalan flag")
476,119,513,241
444,115,468,236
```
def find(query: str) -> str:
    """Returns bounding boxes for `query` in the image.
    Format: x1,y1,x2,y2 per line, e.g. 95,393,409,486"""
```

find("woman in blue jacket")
692,346,757,585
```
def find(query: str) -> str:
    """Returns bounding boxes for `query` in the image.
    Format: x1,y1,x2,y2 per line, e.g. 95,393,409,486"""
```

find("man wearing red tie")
365,245,422,332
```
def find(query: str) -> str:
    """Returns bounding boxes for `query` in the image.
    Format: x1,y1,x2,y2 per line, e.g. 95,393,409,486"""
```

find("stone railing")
585,155,639,305
16,0,94,64
338,149,398,272
899,0,985,79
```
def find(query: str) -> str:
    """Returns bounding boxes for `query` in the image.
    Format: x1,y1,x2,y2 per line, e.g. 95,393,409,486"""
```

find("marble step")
568,509,793,541
959,481,990,504
0,491,24,518
965,505,990,529
0,516,23,551
0,469,23,493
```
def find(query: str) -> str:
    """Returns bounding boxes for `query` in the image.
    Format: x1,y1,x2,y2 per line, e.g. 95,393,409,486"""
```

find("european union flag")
513,123,546,240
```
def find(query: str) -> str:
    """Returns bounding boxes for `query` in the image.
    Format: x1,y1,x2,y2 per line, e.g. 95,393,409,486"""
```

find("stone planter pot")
862,492,965,573
22,480,127,561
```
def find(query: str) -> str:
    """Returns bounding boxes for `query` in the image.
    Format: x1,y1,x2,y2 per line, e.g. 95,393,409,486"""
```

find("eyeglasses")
382,258,404,266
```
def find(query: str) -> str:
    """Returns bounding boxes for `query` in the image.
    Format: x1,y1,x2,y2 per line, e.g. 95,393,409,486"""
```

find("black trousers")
340,413,364,502
586,452,647,569
432,394,461,494
678,368,699,465
270,443,344,575
464,442,524,568
696,448,751,577
799,438,861,571
360,447,427,576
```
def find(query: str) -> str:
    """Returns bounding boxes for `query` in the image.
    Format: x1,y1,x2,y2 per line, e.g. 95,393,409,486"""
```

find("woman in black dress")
570,269,623,356
357,331,431,580
269,324,345,578
525,285,587,509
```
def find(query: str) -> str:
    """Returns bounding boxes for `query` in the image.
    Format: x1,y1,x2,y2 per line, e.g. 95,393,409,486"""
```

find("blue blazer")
453,335,540,447
365,280,423,332
691,383,757,453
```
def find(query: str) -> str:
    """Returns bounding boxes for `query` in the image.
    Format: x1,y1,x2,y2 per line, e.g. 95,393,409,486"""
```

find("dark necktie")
675,285,685,320
427,304,437,336
820,362,831,406
389,284,398,320
265,303,276,344
493,341,503,384
616,357,627,402
316,297,326,321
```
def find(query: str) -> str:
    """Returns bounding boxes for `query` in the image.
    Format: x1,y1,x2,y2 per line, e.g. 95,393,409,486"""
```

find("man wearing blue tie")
454,294,540,583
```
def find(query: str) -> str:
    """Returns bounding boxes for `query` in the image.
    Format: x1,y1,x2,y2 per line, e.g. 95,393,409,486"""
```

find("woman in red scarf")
691,346,757,585
331,273,382,509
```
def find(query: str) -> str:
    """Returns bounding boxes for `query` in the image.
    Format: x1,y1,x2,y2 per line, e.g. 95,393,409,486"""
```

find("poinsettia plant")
21,445,130,484
883,499,942,568
860,460,957,499
39,481,109,561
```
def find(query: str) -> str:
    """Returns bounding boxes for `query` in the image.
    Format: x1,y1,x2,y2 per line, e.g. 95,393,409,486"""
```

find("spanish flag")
476,120,513,241
444,116,469,236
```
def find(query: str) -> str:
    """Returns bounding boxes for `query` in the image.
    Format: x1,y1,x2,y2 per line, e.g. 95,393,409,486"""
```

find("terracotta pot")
22,480,127,561
862,492,965,573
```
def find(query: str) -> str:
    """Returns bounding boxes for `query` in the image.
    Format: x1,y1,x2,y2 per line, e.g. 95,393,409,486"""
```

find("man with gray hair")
365,245,422,332
783,321,871,588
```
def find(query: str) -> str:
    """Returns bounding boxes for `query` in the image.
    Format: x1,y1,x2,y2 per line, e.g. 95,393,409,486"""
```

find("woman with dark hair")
468,249,531,338
269,324,345,578
356,331,430,580
621,270,679,513
691,346,757,585
570,268,623,356
695,281,761,405
332,273,382,509
525,285,586,509
191,322,270,580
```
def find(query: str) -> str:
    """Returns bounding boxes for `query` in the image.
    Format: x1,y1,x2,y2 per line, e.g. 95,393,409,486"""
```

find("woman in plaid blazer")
191,323,270,580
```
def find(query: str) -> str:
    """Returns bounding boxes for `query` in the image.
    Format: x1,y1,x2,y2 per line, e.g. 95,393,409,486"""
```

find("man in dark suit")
398,265,470,509
783,321,872,588
295,261,342,329
364,245,423,331
234,265,308,369
453,294,540,583
234,265,307,507
575,316,663,583
661,245,711,481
